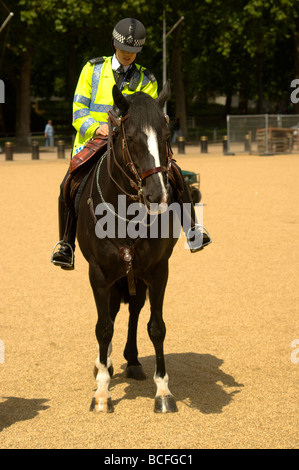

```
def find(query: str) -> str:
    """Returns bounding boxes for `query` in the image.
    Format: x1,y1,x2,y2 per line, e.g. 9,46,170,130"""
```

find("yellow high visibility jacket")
72,56,158,156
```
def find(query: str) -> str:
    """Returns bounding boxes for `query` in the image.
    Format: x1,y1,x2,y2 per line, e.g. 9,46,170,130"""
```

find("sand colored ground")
0,144,298,449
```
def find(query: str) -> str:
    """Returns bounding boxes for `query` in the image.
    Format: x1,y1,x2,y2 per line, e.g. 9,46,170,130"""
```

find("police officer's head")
112,18,146,53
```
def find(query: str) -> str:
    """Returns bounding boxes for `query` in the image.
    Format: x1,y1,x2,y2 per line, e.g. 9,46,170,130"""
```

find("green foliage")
1,0,299,136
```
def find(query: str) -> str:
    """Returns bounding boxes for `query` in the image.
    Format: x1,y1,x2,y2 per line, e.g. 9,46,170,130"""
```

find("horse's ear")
156,79,171,109
112,85,129,116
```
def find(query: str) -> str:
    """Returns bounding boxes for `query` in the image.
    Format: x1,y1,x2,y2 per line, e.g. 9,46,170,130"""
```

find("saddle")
63,137,108,208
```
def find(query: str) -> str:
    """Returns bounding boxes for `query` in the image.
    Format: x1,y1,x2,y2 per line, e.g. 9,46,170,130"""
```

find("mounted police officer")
51,18,211,270
72,18,157,156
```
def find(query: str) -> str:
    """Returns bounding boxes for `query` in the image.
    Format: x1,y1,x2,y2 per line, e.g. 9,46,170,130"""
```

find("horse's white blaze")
145,126,167,203
154,373,171,397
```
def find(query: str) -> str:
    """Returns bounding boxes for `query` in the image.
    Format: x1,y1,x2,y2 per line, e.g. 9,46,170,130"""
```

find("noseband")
107,109,172,203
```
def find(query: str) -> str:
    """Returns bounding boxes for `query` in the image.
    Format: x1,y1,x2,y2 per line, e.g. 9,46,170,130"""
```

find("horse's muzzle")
144,201,168,215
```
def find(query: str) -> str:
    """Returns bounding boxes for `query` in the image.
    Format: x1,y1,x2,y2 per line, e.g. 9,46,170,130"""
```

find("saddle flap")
63,139,108,209
70,136,108,174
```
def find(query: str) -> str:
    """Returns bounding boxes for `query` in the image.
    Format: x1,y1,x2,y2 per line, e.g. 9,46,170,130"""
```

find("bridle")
106,109,172,203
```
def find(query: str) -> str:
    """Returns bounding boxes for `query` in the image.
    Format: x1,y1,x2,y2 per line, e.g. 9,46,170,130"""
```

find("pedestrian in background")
44,120,54,147
172,117,181,144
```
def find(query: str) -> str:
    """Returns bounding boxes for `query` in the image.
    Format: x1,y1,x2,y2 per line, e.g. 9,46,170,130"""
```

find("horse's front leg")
147,262,178,413
89,263,114,413
124,280,147,380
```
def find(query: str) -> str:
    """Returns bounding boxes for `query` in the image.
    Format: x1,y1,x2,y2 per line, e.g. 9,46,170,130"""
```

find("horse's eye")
127,135,138,145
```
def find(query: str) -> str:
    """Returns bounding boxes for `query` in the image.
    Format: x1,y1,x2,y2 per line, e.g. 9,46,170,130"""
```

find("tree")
1,0,94,145
1,0,165,144
2,0,299,146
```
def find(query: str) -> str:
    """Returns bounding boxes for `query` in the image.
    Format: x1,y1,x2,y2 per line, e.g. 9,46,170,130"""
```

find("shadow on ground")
0,397,50,432
110,352,244,413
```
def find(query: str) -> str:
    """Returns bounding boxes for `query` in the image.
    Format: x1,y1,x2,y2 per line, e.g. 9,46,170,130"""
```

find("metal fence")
227,114,299,155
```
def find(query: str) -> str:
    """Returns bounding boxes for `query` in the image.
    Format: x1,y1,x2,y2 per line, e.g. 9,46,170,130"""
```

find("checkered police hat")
112,18,146,53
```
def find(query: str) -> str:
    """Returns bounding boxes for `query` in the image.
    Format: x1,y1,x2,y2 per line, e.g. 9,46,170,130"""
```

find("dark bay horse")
77,81,180,413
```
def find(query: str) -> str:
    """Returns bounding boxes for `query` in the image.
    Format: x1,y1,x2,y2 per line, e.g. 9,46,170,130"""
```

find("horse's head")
112,81,171,213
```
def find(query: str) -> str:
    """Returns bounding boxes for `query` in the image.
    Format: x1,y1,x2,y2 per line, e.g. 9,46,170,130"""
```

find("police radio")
129,69,141,91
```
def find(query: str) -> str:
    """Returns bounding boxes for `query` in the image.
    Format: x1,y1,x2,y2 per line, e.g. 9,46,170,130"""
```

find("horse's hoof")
90,396,114,413
154,395,178,413
126,365,146,380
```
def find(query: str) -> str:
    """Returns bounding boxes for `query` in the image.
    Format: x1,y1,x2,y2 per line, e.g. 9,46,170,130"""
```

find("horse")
76,81,181,413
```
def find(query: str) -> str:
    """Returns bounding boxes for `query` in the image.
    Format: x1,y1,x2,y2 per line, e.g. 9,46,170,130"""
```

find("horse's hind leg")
124,280,147,380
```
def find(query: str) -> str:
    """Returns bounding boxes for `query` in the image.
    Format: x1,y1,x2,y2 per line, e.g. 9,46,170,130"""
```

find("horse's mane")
127,92,165,133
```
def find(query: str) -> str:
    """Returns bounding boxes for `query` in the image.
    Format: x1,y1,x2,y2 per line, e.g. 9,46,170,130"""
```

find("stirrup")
185,224,212,252
51,241,74,269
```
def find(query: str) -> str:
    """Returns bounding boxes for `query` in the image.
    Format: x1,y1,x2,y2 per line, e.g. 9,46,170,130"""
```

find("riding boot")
180,177,212,253
51,198,77,270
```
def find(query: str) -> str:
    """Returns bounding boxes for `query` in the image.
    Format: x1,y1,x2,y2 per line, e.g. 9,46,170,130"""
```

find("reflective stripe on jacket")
72,56,158,155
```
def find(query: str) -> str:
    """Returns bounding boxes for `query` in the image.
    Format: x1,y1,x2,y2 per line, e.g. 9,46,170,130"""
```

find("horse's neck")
112,141,139,193
101,144,137,207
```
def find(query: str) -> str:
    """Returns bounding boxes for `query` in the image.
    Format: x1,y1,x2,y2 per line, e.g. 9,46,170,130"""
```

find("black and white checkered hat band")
113,28,146,47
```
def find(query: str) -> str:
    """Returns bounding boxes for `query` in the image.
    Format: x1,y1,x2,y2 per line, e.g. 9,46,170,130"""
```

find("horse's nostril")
146,192,167,205
146,194,163,205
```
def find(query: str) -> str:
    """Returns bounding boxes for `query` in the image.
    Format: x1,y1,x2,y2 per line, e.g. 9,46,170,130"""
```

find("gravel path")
0,146,298,449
